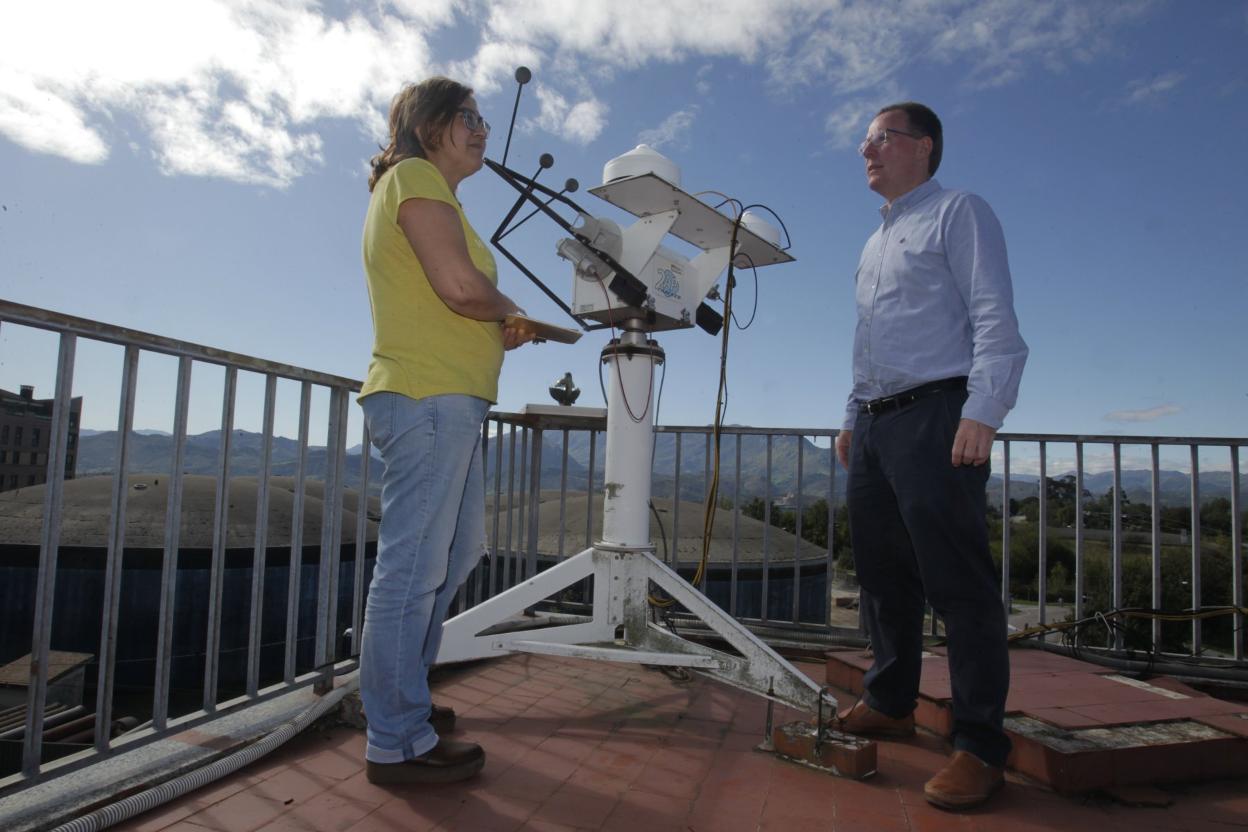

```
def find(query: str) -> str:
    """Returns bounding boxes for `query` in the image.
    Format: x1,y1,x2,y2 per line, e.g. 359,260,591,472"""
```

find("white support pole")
601,322,663,549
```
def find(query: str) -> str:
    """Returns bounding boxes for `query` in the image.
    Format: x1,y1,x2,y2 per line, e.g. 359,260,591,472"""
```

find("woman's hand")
501,302,535,350
502,323,535,350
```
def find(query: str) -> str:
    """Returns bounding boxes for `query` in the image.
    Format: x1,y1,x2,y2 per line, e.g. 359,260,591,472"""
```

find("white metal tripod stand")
436,317,834,714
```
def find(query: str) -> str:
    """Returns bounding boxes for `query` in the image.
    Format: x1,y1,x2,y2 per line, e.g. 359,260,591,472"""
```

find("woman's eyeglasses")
458,108,491,136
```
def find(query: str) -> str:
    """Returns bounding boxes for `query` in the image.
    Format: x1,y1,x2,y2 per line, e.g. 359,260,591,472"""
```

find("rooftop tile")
109,652,1245,832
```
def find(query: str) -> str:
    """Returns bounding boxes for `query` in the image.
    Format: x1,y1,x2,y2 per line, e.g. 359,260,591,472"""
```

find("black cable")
730,252,760,330
649,499,670,564
1005,605,1248,673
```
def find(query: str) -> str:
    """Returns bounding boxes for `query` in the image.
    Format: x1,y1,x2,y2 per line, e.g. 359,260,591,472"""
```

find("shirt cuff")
961,392,1008,430
842,404,858,432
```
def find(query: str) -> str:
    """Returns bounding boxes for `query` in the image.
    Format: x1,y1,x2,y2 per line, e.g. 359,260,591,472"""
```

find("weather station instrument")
436,69,858,767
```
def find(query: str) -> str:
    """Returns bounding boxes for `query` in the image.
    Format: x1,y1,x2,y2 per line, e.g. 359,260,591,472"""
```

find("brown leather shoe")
366,738,485,785
430,703,456,734
924,750,1004,810
837,700,915,738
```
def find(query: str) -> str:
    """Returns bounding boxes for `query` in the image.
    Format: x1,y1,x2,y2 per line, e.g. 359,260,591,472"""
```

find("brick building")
0,385,81,491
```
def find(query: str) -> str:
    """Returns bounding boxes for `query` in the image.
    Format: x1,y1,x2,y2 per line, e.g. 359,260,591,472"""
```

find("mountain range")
72,429,1246,509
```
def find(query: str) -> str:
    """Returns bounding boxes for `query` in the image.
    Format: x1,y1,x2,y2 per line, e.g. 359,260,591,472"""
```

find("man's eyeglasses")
858,127,921,156
458,108,490,136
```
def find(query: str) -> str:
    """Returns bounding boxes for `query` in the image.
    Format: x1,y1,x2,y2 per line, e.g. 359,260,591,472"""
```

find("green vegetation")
738,497,854,572
995,476,1245,655
731,475,1245,655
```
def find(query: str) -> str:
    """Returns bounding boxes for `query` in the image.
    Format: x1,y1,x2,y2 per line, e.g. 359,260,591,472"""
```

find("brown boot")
430,703,456,734
366,738,485,785
924,750,1004,810
837,700,915,738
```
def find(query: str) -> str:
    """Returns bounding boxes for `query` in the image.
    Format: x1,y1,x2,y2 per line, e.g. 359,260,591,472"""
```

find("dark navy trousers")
847,388,1011,767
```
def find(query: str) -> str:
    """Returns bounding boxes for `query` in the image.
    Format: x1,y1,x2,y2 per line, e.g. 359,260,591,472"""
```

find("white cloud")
695,64,714,96
527,85,607,145
0,0,1168,187
928,0,1157,90
1124,71,1186,106
822,82,903,148
0,0,443,187
1104,404,1183,423
637,107,698,151
0,68,109,164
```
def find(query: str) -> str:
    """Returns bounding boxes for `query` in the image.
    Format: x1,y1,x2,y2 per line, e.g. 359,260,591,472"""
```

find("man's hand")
951,418,995,467
835,429,852,470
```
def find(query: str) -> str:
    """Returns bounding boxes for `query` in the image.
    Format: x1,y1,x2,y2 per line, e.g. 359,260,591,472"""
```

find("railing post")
526,426,542,581
203,367,237,712
246,374,278,698
1150,444,1162,652
285,381,311,683
1074,441,1085,631
1001,440,1012,615
315,388,348,693
672,433,682,571
730,434,742,617
95,343,139,750
1231,445,1243,662
153,357,192,730
792,435,804,624
22,333,76,777
762,435,772,624
1112,443,1123,651
826,441,836,628
1190,444,1202,654
1038,441,1048,639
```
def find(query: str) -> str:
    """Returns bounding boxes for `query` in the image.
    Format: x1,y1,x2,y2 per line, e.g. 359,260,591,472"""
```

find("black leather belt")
859,376,968,416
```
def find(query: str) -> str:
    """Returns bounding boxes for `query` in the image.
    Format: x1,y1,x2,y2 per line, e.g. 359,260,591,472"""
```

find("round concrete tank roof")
0,474,378,548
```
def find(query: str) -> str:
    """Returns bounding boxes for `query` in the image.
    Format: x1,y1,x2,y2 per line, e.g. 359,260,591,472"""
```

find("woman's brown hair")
368,77,473,192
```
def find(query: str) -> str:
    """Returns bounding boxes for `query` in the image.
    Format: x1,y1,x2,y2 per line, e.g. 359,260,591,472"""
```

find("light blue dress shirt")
844,178,1028,431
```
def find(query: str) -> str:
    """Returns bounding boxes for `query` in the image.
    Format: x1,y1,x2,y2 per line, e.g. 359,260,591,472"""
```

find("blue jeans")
359,392,488,763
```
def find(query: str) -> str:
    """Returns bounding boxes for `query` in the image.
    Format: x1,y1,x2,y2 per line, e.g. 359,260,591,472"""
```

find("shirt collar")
878,177,942,218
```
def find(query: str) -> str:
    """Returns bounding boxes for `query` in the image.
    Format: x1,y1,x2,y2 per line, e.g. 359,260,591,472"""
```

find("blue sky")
1,0,1245,475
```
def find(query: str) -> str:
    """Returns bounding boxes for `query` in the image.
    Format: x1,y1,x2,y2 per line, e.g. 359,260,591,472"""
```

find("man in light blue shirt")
834,102,1027,811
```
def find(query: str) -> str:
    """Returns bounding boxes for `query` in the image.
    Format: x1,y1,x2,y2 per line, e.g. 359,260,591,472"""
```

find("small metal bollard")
757,678,776,752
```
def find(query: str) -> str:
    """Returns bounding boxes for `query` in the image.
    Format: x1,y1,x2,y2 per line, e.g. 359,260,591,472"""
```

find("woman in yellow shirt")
357,77,531,785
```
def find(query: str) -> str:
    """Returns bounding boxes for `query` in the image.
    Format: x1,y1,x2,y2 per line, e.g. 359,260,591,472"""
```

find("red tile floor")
115,653,1248,832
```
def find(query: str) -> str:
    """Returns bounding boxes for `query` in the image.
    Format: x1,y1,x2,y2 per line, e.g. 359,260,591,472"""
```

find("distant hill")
74,430,1245,508
77,430,376,492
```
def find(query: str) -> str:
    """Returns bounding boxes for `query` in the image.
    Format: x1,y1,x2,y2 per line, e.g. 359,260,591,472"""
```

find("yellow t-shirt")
358,158,504,404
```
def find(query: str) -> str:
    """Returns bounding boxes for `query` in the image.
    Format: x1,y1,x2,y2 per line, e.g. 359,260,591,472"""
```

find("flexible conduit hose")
52,676,359,832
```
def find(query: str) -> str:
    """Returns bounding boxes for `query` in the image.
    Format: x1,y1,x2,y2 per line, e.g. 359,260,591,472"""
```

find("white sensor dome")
740,210,781,248
602,144,681,187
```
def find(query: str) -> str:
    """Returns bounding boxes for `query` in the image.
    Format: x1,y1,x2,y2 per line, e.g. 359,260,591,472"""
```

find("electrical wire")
594,274,656,423
696,213,746,591
730,252,760,330
1002,605,1248,672
693,190,743,219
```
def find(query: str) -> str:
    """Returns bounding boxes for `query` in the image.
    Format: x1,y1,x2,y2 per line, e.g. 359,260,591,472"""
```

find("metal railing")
0,300,370,789
1,299,1245,796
